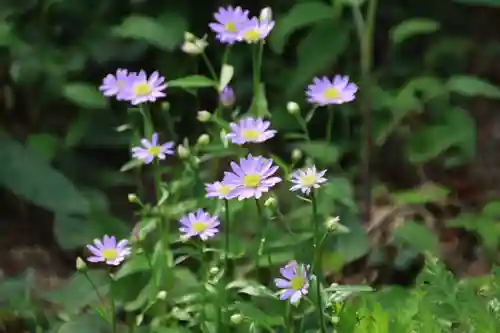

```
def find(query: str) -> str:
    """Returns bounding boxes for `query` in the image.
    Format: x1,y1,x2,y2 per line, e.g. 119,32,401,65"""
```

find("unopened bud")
161,101,170,111
197,134,210,146
287,101,300,115
184,32,196,42
291,149,302,161
325,216,349,233
219,86,235,107
209,266,220,275
128,193,138,203
259,7,273,22
230,313,243,324
76,257,87,271
181,38,208,55
157,290,167,300
197,110,211,122
177,144,190,159
264,196,277,208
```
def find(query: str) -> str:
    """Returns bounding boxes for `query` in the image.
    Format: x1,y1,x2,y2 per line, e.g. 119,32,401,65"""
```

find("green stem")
108,274,117,333
201,51,218,83
224,199,231,277
199,242,208,331
325,108,334,142
82,271,106,307
251,42,264,116
254,198,270,272
311,191,326,333
163,106,177,141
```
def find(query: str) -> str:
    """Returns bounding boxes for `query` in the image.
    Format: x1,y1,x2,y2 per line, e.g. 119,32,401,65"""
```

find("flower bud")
128,193,138,203
196,134,210,146
325,216,349,233
286,101,300,115
184,31,196,42
291,149,302,161
259,7,273,22
76,257,87,272
197,110,211,122
219,86,235,107
181,38,208,55
177,144,190,159
157,290,167,300
209,266,220,275
264,196,277,208
230,313,243,324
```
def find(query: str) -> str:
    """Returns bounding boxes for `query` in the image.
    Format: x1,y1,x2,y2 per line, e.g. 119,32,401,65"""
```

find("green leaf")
167,75,216,89
44,270,109,314
113,14,187,51
0,133,88,214
26,133,59,161
115,255,150,280
62,83,107,109
390,18,440,45
330,212,370,264
392,182,450,205
482,200,500,217
249,83,270,118
454,0,500,6
58,314,109,333
295,140,341,165
393,221,440,255
446,75,500,98
65,112,92,149
232,302,284,327
287,20,349,95
269,2,334,54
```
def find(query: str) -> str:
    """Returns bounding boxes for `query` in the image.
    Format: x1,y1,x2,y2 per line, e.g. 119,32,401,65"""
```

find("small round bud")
181,39,208,55
128,193,138,203
219,86,235,107
76,257,87,272
287,101,300,115
230,313,243,324
184,31,196,42
177,144,190,159
209,266,220,275
192,157,200,165
196,134,210,146
197,110,211,122
291,149,302,161
180,234,190,243
325,216,340,230
264,196,277,208
161,101,170,111
157,290,167,300
259,7,273,22
331,316,340,325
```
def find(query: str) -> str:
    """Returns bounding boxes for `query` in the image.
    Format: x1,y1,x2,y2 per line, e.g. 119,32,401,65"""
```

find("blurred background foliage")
3,0,500,330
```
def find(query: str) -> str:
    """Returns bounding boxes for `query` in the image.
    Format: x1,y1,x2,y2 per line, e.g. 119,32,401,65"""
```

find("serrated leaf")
113,15,186,51
62,83,107,109
0,133,88,214
394,221,440,255
446,75,500,98
167,75,216,89
269,2,334,54
390,18,440,44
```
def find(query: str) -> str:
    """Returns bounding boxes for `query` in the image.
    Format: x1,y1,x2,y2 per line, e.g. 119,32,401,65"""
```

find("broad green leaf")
390,18,440,45
0,134,88,214
0,269,35,310
392,182,450,205
232,302,284,327
58,314,108,333
27,133,59,161
113,15,187,51
446,75,500,98
269,2,334,54
393,221,440,255
65,112,92,148
330,212,370,264
482,200,500,217
62,83,107,109
44,270,109,314
167,75,216,89
454,0,500,6
287,20,349,95
115,255,150,280
295,140,341,165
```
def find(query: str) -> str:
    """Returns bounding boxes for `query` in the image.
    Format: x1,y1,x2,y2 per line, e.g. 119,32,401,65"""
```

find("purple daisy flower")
209,6,250,44
86,235,131,266
226,117,277,145
222,154,282,200
131,132,175,164
121,70,167,105
239,17,275,43
306,75,358,106
274,261,311,305
219,86,235,107
290,166,328,195
205,181,234,200
179,209,220,241
99,69,133,100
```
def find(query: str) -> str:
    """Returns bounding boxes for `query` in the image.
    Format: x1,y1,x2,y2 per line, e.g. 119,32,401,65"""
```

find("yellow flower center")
102,249,118,261
241,129,260,140
192,221,207,233
147,146,161,156
218,185,232,196
300,174,316,187
243,174,261,188
133,82,152,97
323,88,339,100
243,29,261,42
290,277,305,290
225,22,237,33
